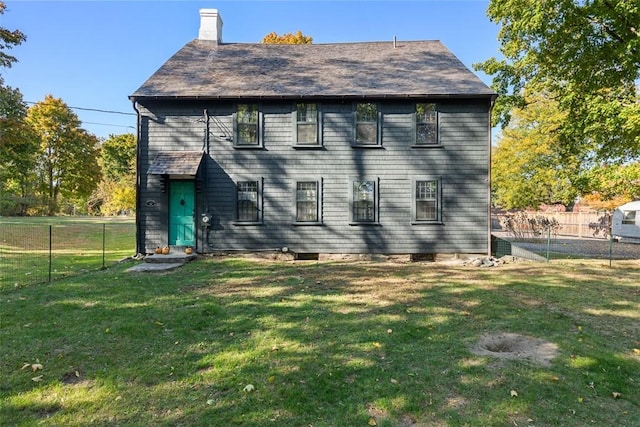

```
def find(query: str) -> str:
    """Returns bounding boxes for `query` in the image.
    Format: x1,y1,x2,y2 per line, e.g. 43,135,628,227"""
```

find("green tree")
475,0,640,162
0,2,26,68
100,133,136,181
0,2,36,214
579,162,640,207
261,31,312,44
26,95,101,215
91,133,136,215
492,94,579,209
0,82,38,214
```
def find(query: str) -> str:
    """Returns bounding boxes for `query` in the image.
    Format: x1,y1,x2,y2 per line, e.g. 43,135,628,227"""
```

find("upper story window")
234,104,261,147
236,180,262,223
294,180,322,224
350,178,379,224
294,103,320,147
354,103,380,146
412,178,441,223
414,103,438,146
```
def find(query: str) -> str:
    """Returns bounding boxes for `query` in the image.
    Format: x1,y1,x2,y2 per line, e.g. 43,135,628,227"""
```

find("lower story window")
237,181,259,222
413,179,440,222
296,181,320,222
352,179,377,223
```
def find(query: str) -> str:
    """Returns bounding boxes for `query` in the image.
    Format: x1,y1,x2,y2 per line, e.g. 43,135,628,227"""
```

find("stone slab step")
127,262,186,273
144,252,197,264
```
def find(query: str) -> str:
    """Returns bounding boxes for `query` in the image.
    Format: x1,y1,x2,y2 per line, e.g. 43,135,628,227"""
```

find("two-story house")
130,9,496,259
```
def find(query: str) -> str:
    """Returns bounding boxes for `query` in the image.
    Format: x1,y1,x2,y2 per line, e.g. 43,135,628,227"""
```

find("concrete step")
127,262,186,273
144,250,197,264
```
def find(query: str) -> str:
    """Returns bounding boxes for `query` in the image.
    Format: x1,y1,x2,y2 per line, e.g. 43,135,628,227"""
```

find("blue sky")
1,0,500,139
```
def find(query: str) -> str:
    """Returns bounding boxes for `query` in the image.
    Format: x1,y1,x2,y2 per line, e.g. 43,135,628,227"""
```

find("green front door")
169,180,195,246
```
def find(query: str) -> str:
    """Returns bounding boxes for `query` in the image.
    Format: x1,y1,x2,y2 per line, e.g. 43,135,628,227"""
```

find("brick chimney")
198,9,223,43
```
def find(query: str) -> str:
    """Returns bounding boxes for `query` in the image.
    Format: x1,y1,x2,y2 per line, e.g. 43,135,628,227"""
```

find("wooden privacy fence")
493,211,608,239
535,212,607,238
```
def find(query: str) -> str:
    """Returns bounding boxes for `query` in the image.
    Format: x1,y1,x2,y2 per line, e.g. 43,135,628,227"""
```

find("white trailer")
612,200,640,243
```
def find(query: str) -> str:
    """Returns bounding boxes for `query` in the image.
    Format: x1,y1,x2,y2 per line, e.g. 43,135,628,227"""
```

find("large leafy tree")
0,82,38,214
578,162,640,210
0,1,36,214
99,133,136,181
261,31,312,44
26,95,101,215
492,94,579,209
476,0,640,162
90,133,136,215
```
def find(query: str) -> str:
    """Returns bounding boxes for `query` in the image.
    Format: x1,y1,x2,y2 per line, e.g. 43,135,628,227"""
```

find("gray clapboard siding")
137,99,490,254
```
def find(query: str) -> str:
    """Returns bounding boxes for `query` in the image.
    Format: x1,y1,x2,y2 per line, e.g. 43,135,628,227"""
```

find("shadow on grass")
1,259,638,426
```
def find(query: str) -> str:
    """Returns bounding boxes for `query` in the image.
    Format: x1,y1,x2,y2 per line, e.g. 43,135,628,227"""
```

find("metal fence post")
48,224,52,283
102,223,106,269
609,233,613,268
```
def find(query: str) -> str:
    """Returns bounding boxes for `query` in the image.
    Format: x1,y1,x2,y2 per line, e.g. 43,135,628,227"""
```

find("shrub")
500,211,560,239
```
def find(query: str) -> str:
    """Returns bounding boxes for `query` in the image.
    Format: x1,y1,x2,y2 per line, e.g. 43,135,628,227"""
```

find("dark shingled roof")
147,151,203,175
131,40,495,100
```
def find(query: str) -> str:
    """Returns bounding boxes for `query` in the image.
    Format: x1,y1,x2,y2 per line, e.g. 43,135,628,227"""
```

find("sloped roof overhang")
147,151,204,176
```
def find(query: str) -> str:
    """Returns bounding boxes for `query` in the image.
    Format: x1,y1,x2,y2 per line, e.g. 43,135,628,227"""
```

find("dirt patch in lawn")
471,333,558,366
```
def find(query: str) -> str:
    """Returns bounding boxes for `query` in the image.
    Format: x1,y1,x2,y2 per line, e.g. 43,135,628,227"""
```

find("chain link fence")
0,220,135,290
492,231,640,263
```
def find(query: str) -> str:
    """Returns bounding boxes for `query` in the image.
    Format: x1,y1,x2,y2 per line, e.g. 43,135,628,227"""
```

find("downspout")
487,95,497,257
204,108,210,155
132,100,143,255
203,109,211,249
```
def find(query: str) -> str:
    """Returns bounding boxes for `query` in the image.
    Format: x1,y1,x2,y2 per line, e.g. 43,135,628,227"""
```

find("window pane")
356,103,377,122
353,180,375,221
416,103,437,144
297,123,317,144
238,124,257,144
622,211,636,224
356,123,377,144
355,103,377,144
416,200,437,220
237,104,258,145
297,103,317,123
237,181,258,221
238,104,258,123
296,103,318,144
296,181,318,222
416,180,437,220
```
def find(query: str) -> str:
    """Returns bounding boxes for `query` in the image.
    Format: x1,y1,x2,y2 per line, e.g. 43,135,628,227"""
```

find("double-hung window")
294,103,321,147
350,178,379,224
236,180,262,223
294,180,322,224
235,104,261,147
414,103,438,146
354,103,380,146
412,178,441,223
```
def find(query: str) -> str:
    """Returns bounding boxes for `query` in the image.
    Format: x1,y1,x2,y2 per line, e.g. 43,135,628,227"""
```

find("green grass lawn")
0,216,135,290
1,257,638,426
